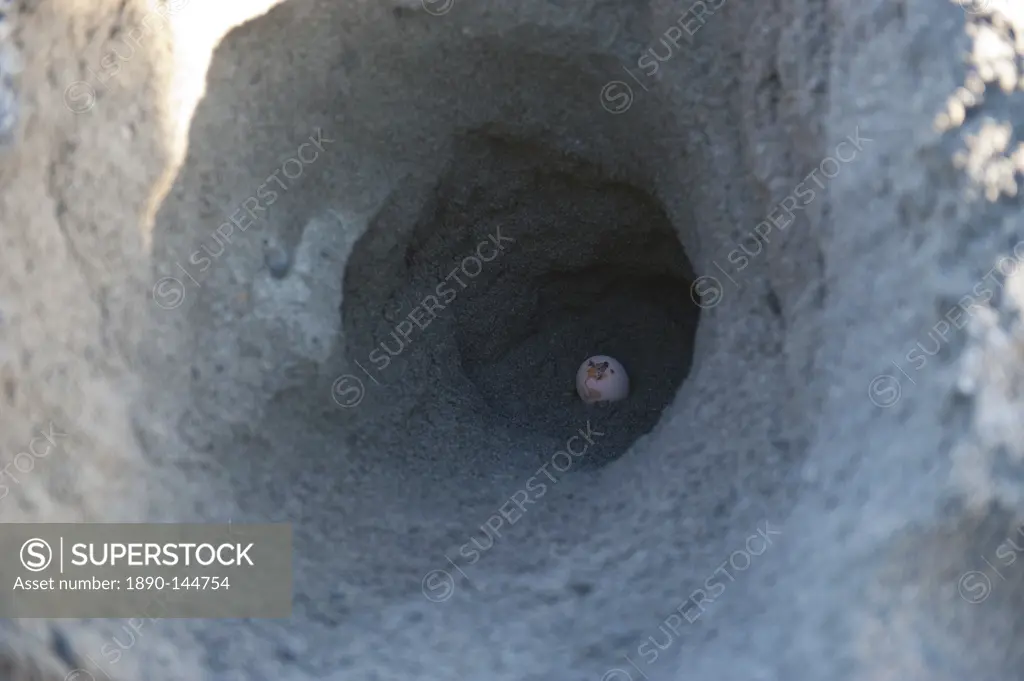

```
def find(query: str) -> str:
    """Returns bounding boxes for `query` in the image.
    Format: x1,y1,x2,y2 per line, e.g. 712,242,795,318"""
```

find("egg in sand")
576,355,629,404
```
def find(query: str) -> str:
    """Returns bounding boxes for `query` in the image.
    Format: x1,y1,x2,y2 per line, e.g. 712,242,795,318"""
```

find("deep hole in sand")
139,5,794,673
342,134,700,469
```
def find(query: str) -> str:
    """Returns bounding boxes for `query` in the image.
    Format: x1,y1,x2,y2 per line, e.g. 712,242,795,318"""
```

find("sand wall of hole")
2,0,1024,680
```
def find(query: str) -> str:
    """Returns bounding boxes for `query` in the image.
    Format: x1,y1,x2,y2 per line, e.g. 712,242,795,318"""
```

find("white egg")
576,355,629,404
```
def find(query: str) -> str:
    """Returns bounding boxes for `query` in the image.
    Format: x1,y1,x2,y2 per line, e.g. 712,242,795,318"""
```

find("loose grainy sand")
2,1,1024,680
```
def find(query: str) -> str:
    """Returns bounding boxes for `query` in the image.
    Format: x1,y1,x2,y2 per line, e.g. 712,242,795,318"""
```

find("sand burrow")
343,134,700,469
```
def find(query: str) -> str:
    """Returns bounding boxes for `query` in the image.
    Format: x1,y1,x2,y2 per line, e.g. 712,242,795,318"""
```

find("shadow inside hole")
342,133,700,469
